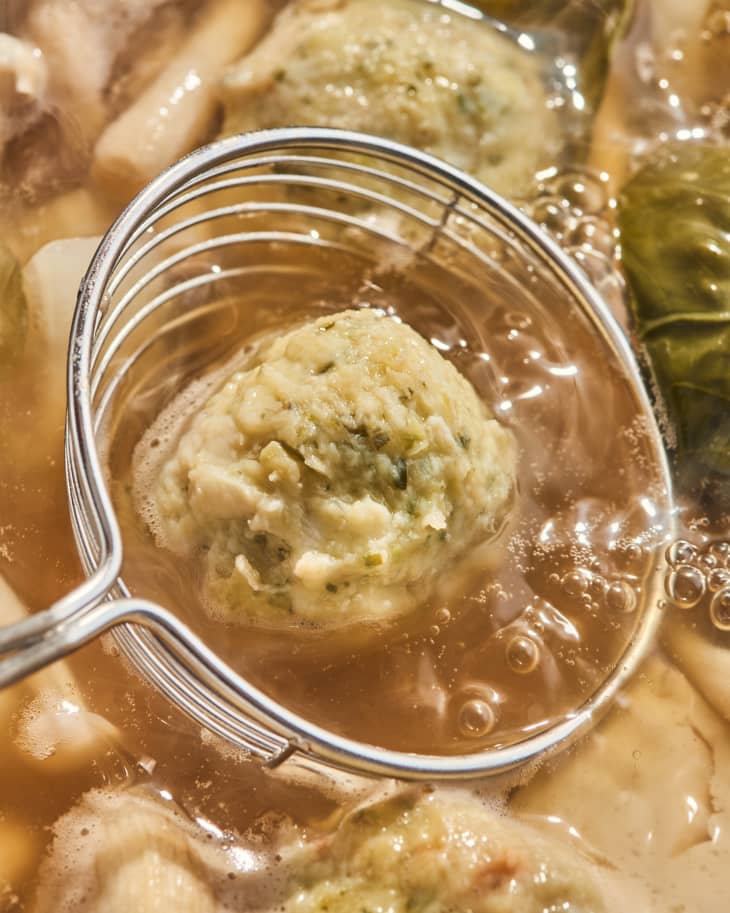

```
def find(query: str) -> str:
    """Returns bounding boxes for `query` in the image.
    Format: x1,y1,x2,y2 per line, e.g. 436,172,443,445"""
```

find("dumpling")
138,308,516,627
280,788,606,913
219,0,562,199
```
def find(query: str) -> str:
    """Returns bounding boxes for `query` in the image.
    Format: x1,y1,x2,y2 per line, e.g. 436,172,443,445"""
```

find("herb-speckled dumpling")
281,790,606,913
140,308,515,628
220,0,561,199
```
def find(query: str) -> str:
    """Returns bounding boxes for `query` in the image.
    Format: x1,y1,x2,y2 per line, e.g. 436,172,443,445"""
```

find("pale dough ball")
220,0,562,198
144,308,515,627
281,789,606,913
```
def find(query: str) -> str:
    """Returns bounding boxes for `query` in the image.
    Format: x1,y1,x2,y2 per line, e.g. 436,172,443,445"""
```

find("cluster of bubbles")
664,539,730,631
521,168,626,322
559,565,637,615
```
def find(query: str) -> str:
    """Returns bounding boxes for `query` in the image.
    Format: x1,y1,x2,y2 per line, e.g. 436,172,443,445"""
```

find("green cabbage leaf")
618,142,730,509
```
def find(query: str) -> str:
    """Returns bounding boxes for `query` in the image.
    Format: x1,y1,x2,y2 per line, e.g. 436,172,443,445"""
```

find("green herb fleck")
457,433,470,449
392,456,408,490
457,92,475,115
364,553,383,567
373,430,390,450
325,582,338,593
316,361,335,375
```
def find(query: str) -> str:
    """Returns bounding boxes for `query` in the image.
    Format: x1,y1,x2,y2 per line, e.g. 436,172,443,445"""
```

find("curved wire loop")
0,127,674,779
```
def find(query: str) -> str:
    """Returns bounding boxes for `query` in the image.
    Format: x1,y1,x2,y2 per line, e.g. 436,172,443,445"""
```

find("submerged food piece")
0,817,35,900
220,0,561,198
0,32,47,149
92,0,269,201
513,657,730,911
142,308,515,627
0,574,121,774
618,143,730,510
22,235,100,383
0,241,26,366
32,789,221,913
281,789,606,913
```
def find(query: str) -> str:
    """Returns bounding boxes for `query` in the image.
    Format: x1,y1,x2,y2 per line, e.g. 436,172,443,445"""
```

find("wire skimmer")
0,128,673,780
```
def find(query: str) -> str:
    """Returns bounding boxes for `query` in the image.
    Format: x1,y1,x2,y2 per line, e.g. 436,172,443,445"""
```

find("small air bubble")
665,563,706,609
435,607,451,625
708,568,730,593
589,574,608,599
708,540,730,564
605,580,637,613
457,698,496,738
552,172,606,213
666,539,698,566
624,542,645,566
709,587,730,631
506,635,540,674
562,568,591,597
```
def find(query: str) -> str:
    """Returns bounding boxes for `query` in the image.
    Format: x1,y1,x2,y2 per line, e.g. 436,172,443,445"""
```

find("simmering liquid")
0,0,729,909
106,237,670,755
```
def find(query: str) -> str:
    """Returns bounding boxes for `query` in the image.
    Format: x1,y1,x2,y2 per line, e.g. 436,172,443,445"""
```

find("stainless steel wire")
0,127,674,779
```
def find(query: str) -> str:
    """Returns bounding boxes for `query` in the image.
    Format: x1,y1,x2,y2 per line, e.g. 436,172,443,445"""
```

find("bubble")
624,542,645,566
709,588,730,632
666,539,698,566
588,574,608,600
699,552,718,571
531,197,570,233
506,635,540,674
605,580,637,614
708,540,730,564
665,564,706,609
566,217,616,257
435,607,451,625
552,172,606,214
562,568,591,597
457,698,496,738
708,568,730,593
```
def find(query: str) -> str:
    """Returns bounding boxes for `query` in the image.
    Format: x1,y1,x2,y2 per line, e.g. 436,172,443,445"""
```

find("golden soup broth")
0,0,728,910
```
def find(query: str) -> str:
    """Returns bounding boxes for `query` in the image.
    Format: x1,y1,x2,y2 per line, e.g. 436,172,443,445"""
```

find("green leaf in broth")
0,241,27,368
618,142,730,508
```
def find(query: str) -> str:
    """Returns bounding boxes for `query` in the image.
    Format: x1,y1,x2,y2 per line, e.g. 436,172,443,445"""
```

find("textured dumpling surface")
143,308,515,627
220,0,561,198
281,789,606,913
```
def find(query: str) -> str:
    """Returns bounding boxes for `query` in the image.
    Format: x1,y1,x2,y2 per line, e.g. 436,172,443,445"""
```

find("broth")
0,0,728,910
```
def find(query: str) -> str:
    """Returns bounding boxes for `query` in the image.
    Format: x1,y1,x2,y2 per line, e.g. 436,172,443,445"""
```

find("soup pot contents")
273,789,607,913
137,307,516,627
34,785,609,913
1,0,730,911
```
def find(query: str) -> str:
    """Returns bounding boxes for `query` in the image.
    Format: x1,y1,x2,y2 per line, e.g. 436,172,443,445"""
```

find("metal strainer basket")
0,128,672,780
